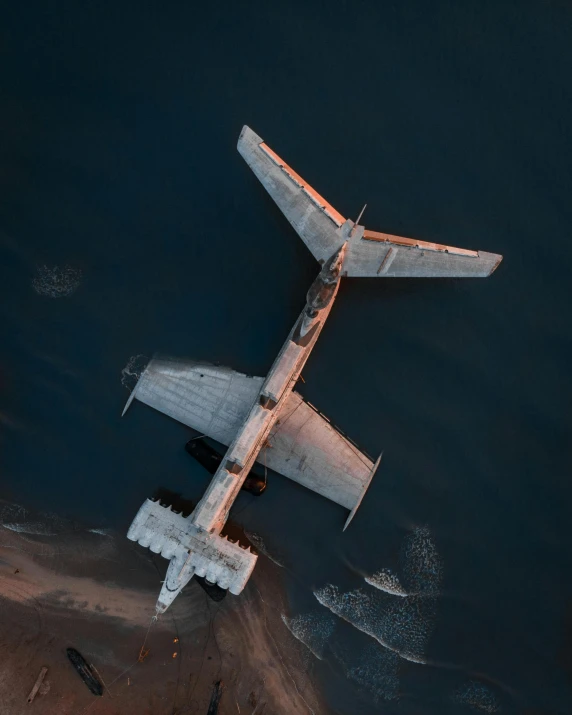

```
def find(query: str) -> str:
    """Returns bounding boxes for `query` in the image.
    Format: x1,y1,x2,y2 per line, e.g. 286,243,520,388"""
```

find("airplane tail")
238,125,502,278
127,498,257,613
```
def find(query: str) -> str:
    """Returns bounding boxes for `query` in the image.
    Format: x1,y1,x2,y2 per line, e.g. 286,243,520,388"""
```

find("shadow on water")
147,485,258,605
151,487,195,518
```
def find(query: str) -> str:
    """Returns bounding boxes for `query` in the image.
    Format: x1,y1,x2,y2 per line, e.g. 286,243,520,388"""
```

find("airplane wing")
123,357,263,446
124,358,378,527
238,125,503,277
264,391,380,529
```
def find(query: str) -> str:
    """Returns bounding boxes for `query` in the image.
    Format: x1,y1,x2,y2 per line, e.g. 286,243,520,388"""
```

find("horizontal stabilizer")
238,125,503,278
343,226,502,278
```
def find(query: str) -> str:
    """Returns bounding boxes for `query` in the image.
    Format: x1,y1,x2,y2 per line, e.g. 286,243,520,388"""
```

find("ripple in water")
1,507,73,536
121,354,149,391
332,641,400,702
452,680,501,712
315,584,432,663
281,610,336,660
245,531,285,568
32,265,82,298
315,525,443,664
400,525,443,596
87,528,112,536
3,522,59,536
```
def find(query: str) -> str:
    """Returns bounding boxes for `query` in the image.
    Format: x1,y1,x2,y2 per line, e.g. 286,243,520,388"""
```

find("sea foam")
281,610,336,660
2,522,58,536
365,568,408,596
315,525,443,664
32,265,82,298
452,680,501,712
121,354,149,391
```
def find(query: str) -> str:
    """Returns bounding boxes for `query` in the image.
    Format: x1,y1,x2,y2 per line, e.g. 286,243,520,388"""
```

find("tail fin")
238,125,502,277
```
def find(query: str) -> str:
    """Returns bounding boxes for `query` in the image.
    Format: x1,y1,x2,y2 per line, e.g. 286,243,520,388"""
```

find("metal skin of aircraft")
123,126,503,614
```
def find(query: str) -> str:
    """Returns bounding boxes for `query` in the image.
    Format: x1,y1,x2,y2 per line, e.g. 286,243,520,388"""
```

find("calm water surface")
1,2,571,712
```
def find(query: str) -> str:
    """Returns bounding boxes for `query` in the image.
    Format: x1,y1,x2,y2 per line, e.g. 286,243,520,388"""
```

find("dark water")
1,2,571,712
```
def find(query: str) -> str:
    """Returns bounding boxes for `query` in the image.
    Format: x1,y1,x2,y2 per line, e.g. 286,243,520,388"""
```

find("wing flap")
260,391,378,519
125,357,263,446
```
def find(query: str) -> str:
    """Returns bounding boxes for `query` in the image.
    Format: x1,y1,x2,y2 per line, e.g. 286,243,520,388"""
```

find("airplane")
123,126,503,614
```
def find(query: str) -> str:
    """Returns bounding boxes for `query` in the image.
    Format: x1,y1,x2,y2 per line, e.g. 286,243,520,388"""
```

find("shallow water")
1,2,572,712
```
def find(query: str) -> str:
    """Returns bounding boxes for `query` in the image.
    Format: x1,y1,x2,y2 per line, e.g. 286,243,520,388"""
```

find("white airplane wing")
123,357,264,446
264,391,380,529
238,125,503,277
124,358,378,526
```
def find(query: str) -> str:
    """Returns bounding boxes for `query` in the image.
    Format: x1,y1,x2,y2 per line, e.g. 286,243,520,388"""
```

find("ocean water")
1,2,572,712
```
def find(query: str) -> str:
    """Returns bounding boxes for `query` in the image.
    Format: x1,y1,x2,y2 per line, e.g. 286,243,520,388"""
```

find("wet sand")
0,501,325,715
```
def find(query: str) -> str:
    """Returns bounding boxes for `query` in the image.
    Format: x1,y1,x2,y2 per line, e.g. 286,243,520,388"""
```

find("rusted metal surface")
363,228,479,257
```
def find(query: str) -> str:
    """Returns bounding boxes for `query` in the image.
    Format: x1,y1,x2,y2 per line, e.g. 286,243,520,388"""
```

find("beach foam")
365,567,408,596
281,610,336,660
3,523,58,536
400,525,443,596
316,525,443,664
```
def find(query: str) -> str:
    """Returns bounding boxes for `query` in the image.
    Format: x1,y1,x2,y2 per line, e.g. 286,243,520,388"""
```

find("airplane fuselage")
190,243,348,535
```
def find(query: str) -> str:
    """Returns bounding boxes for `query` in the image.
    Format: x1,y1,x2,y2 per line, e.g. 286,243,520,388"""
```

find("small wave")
2,522,58,536
400,525,443,596
88,528,112,536
281,611,336,660
314,584,429,664
452,680,501,712
121,354,149,391
32,265,82,298
0,502,29,522
315,525,443,664
365,568,408,596
245,531,285,568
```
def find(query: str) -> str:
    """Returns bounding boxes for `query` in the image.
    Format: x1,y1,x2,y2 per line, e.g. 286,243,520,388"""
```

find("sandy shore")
0,500,326,715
